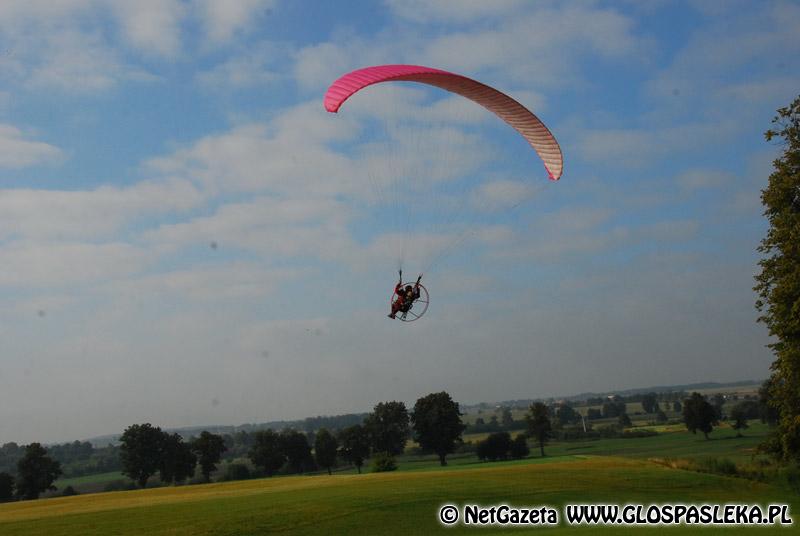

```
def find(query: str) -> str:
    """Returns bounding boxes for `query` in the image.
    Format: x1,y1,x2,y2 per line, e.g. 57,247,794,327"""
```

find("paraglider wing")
323,64,563,180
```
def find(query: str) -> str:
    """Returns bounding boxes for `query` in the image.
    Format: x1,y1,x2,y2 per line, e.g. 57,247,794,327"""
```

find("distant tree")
672,401,682,413
729,405,750,437
618,413,632,428
754,95,800,463
191,431,227,483
338,425,370,474
509,434,530,459
602,400,627,419
556,404,579,426
249,430,285,477
474,417,485,426
15,443,62,500
489,415,499,429
159,433,196,485
500,407,514,428
120,424,165,488
525,403,552,457
411,392,466,466
476,432,512,461
314,429,338,475
655,409,668,423
586,408,602,420
0,471,14,502
641,393,659,414
711,394,726,420
280,429,313,474
682,393,718,440
365,401,410,456
61,485,78,497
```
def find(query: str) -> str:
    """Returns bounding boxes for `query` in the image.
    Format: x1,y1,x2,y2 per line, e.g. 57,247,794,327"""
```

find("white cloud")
109,0,185,57
385,0,528,23
0,178,202,240
193,0,275,43
196,43,285,88
0,124,63,168
0,241,151,287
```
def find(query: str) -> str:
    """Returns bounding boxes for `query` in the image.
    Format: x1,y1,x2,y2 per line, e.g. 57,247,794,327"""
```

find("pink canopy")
324,64,562,180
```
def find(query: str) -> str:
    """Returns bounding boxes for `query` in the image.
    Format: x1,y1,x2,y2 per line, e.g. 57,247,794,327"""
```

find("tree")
509,434,530,459
411,392,466,466
159,433,196,485
641,393,659,414
729,405,750,437
586,408,602,420
249,430,285,477
500,407,514,428
191,431,227,483
365,401,410,456
655,409,668,423
314,429,338,475
525,403,552,457
758,378,780,426
280,429,313,474
672,401,682,413
601,400,626,419
755,95,800,463
0,471,14,502
618,413,632,428
711,394,726,420
338,425,370,474
556,404,579,426
682,393,718,440
120,423,165,488
15,443,62,500
476,432,512,461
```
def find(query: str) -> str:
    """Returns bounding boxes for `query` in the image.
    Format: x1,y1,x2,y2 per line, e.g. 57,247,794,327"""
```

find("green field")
1,420,796,535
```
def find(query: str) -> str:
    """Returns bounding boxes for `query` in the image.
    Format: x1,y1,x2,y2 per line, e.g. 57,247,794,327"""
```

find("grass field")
3,419,794,534
1,455,795,535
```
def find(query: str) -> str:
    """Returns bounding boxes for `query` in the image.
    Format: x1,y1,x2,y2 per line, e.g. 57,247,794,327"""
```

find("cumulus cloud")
0,124,62,168
193,0,276,43
0,178,202,241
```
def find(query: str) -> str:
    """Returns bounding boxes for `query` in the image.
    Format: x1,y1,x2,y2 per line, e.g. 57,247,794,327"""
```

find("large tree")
640,393,659,414
120,423,165,488
159,433,196,485
729,405,750,438
525,403,552,457
682,392,718,440
411,392,466,466
755,95,800,463
365,401,410,456
280,429,313,474
249,430,285,477
0,471,15,502
191,431,227,482
15,443,62,500
338,425,370,474
314,429,338,475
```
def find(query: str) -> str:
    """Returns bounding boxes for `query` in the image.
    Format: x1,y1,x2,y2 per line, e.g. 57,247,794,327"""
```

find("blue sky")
1,0,799,444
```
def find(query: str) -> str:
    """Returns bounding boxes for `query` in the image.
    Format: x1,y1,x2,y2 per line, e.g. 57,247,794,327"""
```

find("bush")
476,432,512,462
103,480,137,492
509,435,530,459
61,485,78,496
697,457,738,477
370,452,397,472
224,463,251,481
